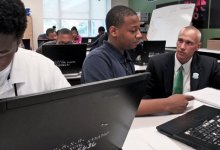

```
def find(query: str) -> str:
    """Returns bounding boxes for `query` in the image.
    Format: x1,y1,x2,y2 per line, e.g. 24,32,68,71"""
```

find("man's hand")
164,94,194,114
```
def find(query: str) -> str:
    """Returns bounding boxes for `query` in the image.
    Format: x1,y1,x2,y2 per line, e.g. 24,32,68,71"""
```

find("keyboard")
184,114,220,146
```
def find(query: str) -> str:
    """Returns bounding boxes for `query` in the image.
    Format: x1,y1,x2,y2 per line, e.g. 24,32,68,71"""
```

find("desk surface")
123,100,205,150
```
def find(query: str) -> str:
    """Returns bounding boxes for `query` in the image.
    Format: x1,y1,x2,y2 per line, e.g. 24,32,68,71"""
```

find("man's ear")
196,42,201,51
17,37,23,45
109,26,118,38
16,38,23,52
198,42,201,48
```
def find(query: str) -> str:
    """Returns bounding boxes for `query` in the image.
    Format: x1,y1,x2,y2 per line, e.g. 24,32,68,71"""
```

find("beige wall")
22,0,43,50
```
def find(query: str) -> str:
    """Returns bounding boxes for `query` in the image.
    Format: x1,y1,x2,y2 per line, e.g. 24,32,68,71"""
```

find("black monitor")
22,39,31,50
0,72,149,150
38,39,53,47
82,37,96,44
42,44,87,75
141,40,166,63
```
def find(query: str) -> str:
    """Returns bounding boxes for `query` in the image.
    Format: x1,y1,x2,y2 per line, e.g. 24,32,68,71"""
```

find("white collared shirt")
174,54,192,93
0,48,71,99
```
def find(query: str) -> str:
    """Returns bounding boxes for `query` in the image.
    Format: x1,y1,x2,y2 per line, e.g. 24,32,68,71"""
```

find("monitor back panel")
0,73,149,150
22,39,31,50
38,39,52,47
143,40,166,53
42,44,87,74
141,40,166,63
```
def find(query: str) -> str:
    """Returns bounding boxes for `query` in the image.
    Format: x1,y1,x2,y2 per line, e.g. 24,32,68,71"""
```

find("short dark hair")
70,26,79,35
57,28,71,35
98,26,105,32
105,5,137,33
0,0,27,39
46,28,55,36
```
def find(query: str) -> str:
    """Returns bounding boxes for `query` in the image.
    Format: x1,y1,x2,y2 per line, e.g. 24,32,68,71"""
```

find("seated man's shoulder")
37,33,47,40
199,54,216,61
16,48,55,65
87,46,107,57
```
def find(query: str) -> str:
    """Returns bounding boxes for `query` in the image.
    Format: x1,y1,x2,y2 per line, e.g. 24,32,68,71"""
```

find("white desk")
123,100,205,150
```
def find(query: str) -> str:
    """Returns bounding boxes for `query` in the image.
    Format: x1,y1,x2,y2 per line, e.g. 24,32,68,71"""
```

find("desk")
64,74,81,86
64,65,147,86
123,100,205,150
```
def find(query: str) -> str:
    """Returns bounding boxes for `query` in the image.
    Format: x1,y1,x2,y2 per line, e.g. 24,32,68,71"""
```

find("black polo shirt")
81,41,135,83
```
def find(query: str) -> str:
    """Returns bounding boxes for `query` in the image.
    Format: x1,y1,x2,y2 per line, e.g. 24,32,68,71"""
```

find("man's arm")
136,94,194,116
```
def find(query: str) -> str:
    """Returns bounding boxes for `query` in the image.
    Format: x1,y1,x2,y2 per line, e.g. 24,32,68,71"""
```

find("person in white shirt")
0,0,70,99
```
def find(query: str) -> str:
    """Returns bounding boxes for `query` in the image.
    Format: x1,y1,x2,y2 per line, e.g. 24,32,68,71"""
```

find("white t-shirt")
0,48,71,99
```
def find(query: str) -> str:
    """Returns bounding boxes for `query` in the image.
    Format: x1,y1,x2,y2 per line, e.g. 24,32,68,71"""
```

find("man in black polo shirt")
81,6,196,117
81,5,142,83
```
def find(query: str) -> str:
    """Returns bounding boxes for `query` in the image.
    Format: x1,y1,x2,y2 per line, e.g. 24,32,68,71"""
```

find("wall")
112,0,129,7
21,0,126,50
21,0,44,50
129,0,220,48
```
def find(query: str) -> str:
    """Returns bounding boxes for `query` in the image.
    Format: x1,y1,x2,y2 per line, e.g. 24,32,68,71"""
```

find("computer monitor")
82,37,96,44
42,44,87,74
0,72,149,150
141,40,166,63
22,39,31,50
38,39,52,47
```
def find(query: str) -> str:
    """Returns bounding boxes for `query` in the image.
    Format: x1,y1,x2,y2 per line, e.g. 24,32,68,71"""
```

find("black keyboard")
184,115,220,146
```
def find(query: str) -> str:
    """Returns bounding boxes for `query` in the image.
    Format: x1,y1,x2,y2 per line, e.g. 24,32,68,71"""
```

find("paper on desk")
123,128,154,150
140,127,184,150
124,127,193,150
185,87,220,108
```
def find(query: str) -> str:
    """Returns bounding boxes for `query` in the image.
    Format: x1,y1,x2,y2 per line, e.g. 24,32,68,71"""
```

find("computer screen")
42,44,87,74
0,72,149,150
82,37,97,44
37,39,53,47
22,39,31,50
141,40,166,63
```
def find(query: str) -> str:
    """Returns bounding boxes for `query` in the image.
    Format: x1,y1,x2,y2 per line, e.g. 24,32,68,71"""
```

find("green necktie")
173,65,184,94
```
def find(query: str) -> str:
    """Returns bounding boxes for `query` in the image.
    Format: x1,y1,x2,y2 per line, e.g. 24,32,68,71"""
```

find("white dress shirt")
0,48,71,99
174,54,192,94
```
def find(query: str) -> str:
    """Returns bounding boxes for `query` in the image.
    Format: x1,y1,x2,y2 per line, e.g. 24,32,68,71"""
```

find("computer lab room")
0,0,220,149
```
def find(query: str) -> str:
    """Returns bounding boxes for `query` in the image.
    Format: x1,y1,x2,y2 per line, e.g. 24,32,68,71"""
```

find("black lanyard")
7,74,18,96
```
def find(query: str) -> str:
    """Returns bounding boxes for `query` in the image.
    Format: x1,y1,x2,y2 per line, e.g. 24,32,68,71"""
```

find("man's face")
56,34,72,45
47,32,57,40
112,15,142,51
176,29,201,64
0,34,18,71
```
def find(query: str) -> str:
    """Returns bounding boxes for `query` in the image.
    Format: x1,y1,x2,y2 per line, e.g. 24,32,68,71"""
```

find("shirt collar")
103,41,133,63
174,53,192,74
0,61,12,86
